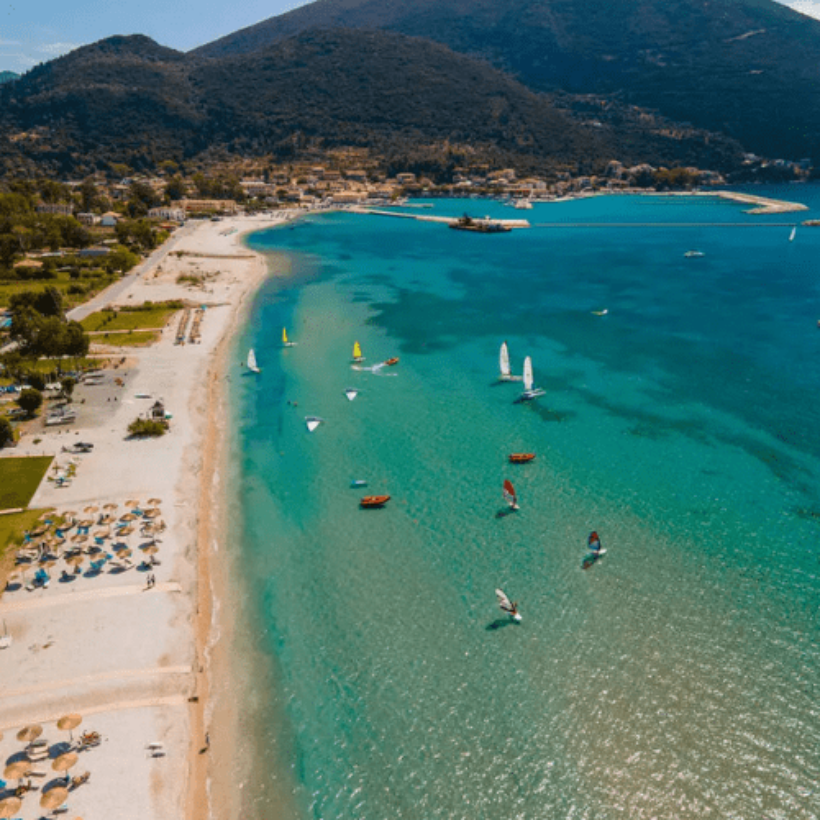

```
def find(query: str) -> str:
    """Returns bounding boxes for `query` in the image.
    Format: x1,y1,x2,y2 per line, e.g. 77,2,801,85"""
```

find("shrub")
127,417,167,437
0,417,13,447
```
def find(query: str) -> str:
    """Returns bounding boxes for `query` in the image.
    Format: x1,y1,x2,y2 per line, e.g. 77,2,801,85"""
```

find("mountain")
193,0,820,161
0,30,744,178
0,71,19,85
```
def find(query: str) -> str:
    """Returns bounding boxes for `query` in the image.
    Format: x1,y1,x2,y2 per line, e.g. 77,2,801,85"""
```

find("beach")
0,213,295,820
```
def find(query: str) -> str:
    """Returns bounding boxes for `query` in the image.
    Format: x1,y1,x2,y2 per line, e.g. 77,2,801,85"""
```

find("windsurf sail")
499,341,511,379
247,349,260,373
588,531,602,553
503,479,518,509
344,388,359,401
305,416,324,432
789,225,797,242
352,341,364,361
282,328,296,347
495,588,514,612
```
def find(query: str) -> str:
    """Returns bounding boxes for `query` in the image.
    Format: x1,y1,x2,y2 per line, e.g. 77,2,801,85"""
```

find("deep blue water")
230,187,820,819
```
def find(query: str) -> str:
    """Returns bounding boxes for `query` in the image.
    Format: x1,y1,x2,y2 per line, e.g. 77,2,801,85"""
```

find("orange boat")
509,453,536,463
360,495,391,508
384,357,400,366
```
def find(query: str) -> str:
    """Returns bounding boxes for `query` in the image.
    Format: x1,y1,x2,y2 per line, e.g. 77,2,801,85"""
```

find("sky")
1,0,820,74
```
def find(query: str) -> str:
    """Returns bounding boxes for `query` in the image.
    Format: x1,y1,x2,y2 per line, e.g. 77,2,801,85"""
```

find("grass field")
0,271,120,309
80,303,180,333
0,455,53,509
90,331,160,347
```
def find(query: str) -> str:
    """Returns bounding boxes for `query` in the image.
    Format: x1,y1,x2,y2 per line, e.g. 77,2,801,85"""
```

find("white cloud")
776,0,820,20
37,42,82,55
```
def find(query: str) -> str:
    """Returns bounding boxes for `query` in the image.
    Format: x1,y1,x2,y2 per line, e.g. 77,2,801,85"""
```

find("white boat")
305,416,324,432
495,588,522,622
513,199,533,210
591,309,608,316
282,328,296,347
498,341,522,382
517,356,545,401
789,225,797,242
344,388,359,401
247,348,260,373
684,250,705,258
503,479,519,511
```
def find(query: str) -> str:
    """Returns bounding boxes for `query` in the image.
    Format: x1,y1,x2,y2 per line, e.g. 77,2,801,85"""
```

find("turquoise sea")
230,187,820,819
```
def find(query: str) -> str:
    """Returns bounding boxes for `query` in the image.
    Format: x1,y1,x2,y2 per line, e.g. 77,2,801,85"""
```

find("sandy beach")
0,213,296,820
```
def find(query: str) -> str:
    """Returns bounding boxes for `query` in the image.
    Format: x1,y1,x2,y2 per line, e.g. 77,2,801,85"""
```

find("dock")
351,207,530,229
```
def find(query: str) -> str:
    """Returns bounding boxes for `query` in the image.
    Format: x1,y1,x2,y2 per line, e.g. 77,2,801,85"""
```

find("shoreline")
0,212,301,820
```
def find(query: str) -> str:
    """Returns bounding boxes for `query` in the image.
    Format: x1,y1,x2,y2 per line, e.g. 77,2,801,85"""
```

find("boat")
495,588,522,622
789,225,797,242
517,356,545,402
449,215,512,234
384,357,400,366
282,328,296,347
509,453,536,463
305,416,324,432
360,495,390,508
503,479,519,510
498,341,521,381
513,199,533,210
350,479,368,488
247,348,260,373
344,388,359,401
352,341,365,362
683,250,705,258
591,309,609,316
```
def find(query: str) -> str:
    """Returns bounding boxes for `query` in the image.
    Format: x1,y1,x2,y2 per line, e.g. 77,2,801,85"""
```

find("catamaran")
495,588,522,622
498,341,521,381
352,341,365,362
282,328,296,347
517,356,545,402
503,479,519,510
789,225,797,242
305,416,324,433
247,349,260,373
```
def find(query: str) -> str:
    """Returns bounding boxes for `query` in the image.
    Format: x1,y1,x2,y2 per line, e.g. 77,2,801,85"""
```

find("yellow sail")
282,327,288,344
353,341,362,360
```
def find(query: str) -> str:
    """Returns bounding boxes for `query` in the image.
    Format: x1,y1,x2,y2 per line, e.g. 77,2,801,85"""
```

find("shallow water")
231,188,820,819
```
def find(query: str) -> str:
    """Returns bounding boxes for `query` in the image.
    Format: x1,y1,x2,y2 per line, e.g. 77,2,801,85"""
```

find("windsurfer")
588,531,602,554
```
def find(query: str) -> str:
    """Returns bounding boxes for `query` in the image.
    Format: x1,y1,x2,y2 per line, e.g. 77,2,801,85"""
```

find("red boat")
508,453,536,463
384,357,400,366
360,495,391,508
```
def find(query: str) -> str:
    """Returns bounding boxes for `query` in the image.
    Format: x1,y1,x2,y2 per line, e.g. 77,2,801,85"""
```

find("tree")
0,417,13,448
128,417,167,437
164,176,186,202
17,388,43,416
61,376,76,402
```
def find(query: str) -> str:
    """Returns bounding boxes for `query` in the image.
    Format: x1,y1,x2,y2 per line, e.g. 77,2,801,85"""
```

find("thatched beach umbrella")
38,511,53,522
57,714,82,741
103,503,118,511
30,526,48,538
119,513,137,522
77,519,94,529
124,500,140,508
71,534,88,544
40,786,69,811
0,796,22,819
99,515,115,525
65,553,84,569
118,525,134,536
4,761,31,780
82,506,99,515
92,529,110,539
146,497,162,505
52,752,79,779
139,544,159,555
16,724,43,742
143,508,161,519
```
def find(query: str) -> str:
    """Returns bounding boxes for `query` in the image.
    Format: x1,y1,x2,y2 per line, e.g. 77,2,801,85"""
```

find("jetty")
351,207,530,229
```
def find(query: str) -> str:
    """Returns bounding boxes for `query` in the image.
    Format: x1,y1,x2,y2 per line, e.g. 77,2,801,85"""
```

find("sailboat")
282,328,296,348
247,349,260,373
305,416,324,433
587,531,606,557
498,341,517,381
517,356,545,402
344,388,359,401
495,588,522,622
503,479,519,511
789,225,797,242
352,341,365,362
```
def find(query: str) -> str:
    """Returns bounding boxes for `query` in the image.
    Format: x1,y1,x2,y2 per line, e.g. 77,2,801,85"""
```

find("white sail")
499,342,511,379
495,588,513,611
523,356,533,392
305,416,324,432
789,226,797,242
344,388,359,401
247,349,260,373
